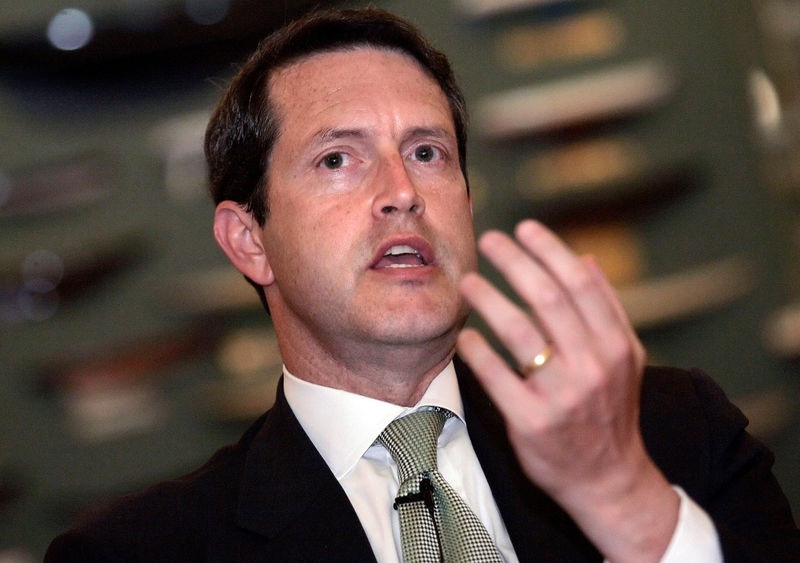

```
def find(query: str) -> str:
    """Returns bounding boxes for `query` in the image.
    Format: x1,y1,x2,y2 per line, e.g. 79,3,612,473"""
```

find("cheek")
288,205,361,268
451,197,477,255
432,195,477,267
437,185,473,222
458,223,479,271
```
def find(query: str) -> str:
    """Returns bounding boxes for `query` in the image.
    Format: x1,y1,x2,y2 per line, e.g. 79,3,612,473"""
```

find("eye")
320,152,347,169
413,145,439,163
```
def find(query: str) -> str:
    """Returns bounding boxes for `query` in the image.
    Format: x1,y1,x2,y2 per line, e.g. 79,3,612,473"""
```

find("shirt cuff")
659,486,722,563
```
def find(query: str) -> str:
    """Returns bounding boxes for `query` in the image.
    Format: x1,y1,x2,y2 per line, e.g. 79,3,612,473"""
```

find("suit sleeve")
685,368,800,562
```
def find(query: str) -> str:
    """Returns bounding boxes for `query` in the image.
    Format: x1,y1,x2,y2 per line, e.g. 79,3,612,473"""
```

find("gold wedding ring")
522,345,554,376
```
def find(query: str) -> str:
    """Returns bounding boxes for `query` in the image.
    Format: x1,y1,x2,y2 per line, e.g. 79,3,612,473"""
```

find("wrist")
555,455,680,563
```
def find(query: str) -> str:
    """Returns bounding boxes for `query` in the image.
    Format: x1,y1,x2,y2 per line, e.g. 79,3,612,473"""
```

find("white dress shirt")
283,362,722,562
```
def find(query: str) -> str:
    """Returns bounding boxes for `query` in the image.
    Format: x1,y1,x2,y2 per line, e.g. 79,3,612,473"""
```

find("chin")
363,305,467,347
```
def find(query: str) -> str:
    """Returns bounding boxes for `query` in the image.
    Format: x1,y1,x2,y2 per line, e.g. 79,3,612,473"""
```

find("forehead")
266,46,453,135
270,45,438,93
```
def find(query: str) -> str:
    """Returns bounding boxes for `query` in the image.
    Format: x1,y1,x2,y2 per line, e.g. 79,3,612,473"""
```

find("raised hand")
457,220,679,562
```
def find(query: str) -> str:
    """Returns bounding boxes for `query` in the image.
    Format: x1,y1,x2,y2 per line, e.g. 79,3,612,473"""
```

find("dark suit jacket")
46,362,800,562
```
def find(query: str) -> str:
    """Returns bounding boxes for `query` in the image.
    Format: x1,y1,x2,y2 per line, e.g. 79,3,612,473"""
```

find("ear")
213,201,275,286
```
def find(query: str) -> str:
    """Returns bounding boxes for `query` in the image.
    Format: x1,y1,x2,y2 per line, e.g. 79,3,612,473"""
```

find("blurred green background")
2,0,799,558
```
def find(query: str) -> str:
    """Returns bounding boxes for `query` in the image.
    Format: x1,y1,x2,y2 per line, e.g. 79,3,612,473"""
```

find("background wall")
1,0,799,559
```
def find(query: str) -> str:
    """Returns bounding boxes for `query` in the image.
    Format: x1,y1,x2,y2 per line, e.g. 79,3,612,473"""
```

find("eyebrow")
309,126,455,147
311,127,368,146
403,126,454,142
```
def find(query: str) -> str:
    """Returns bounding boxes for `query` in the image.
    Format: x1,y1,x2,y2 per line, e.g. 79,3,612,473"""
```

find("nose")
371,154,425,219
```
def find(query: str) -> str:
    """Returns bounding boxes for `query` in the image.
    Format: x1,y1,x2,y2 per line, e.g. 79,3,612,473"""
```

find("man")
46,7,799,562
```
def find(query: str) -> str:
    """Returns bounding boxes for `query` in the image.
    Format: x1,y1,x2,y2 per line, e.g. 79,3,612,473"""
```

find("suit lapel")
232,364,602,560
235,379,376,561
455,357,602,562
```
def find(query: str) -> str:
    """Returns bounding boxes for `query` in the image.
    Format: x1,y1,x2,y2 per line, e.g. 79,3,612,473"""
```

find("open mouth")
373,245,429,269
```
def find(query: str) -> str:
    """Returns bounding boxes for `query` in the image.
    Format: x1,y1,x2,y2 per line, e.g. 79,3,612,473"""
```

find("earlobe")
213,201,275,286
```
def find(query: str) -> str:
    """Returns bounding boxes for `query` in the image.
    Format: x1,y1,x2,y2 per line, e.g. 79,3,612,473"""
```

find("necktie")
376,408,502,563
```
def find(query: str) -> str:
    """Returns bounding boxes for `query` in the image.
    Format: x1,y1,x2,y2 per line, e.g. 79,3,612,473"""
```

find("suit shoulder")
46,411,272,560
639,365,767,499
640,365,749,444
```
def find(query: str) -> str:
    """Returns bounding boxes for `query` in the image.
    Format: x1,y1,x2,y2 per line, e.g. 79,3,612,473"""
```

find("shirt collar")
283,361,464,480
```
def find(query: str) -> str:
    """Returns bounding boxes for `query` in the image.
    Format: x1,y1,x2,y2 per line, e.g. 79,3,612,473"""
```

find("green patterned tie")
376,408,503,563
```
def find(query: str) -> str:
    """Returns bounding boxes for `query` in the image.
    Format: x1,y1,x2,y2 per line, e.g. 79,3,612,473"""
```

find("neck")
266,285,468,405
276,327,459,407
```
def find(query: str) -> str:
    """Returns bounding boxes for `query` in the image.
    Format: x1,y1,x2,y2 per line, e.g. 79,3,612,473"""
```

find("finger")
476,229,587,354
582,255,647,372
512,221,626,346
459,272,550,369
456,328,543,417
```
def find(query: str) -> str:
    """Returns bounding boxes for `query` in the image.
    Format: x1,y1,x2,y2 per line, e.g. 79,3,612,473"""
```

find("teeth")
379,244,427,268
385,245,419,256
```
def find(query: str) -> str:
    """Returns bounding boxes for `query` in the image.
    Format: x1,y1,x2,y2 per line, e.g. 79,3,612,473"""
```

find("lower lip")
370,264,436,280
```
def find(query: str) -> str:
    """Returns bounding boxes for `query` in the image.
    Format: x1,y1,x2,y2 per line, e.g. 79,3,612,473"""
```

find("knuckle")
566,264,595,293
536,284,567,311
480,352,508,379
583,362,608,386
504,319,539,349
605,332,633,363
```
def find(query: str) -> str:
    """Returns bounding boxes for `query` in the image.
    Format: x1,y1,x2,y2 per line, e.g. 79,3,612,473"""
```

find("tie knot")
377,408,451,481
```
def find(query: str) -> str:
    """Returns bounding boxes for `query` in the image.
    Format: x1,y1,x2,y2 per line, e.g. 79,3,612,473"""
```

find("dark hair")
204,7,469,310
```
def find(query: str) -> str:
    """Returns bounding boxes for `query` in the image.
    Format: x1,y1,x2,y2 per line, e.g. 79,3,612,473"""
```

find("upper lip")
370,235,435,268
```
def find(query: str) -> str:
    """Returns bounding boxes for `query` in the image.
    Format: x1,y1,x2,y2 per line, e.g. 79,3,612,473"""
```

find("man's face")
258,47,477,352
